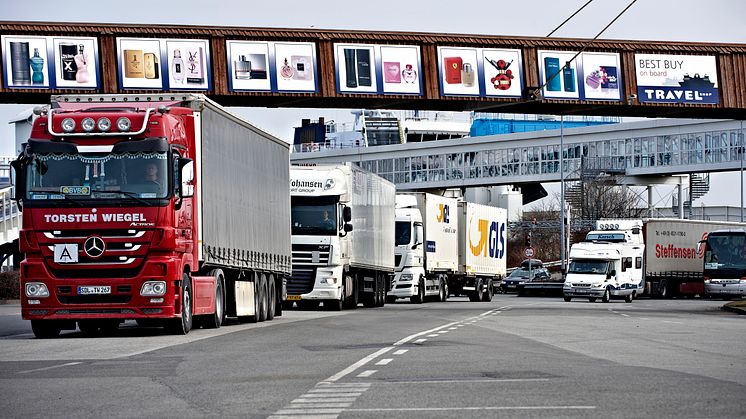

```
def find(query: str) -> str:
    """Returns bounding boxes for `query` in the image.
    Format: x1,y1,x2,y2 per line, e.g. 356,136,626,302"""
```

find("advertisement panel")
227,40,317,93
116,37,211,91
437,46,523,98
635,54,718,104
2,35,100,89
334,43,422,95
537,50,621,101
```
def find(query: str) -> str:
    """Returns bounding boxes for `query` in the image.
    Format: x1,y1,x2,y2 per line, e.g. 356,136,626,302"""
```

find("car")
502,259,550,294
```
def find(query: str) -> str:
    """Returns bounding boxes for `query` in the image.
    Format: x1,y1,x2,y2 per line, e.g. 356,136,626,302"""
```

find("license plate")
78,286,111,295
287,295,301,301
575,289,590,294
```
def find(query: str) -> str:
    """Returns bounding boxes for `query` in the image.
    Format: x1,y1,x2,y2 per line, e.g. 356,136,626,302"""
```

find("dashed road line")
375,358,393,366
356,370,377,378
393,349,408,355
414,338,427,344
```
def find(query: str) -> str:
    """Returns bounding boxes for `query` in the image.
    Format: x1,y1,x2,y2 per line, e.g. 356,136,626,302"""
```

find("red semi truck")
11,94,291,338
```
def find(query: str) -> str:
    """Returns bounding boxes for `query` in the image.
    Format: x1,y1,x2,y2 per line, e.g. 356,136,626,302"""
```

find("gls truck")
389,193,457,303
563,220,644,303
289,164,395,310
13,94,291,338
388,194,507,303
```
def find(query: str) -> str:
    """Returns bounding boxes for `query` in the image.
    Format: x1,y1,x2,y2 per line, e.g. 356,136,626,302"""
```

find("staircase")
672,173,710,218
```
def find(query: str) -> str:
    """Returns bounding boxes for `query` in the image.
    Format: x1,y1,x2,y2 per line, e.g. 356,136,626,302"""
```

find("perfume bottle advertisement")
334,44,377,93
274,42,317,92
634,53,718,104
166,40,211,90
437,47,480,96
1,35,50,89
117,38,163,89
537,50,580,100
379,45,421,95
482,48,523,98
52,37,99,88
227,41,271,91
581,52,622,101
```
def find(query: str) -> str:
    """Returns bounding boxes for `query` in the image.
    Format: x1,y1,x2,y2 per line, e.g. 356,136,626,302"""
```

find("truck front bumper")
292,266,343,301
387,272,417,298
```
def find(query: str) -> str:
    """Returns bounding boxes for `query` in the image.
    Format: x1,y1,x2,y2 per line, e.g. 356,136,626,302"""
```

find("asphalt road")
1,296,744,418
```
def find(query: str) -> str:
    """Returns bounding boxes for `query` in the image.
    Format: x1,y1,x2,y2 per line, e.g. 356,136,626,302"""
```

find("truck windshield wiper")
90,188,152,206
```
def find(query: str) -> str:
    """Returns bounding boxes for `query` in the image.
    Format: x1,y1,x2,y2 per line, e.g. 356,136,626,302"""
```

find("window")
635,257,642,269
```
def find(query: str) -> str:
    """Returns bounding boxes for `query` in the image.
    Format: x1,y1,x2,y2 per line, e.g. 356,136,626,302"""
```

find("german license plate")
575,289,590,294
78,286,111,295
287,295,302,301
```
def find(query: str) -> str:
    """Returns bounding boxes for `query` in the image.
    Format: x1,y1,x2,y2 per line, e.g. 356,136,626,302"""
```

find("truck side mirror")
343,224,353,233
179,158,194,198
342,206,352,222
9,160,25,203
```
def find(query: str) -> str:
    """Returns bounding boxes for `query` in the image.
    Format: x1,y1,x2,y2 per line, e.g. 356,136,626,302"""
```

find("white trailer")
452,201,507,302
289,164,395,310
388,193,458,303
563,219,644,303
643,219,746,297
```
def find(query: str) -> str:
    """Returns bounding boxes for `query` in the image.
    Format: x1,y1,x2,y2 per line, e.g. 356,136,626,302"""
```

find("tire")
266,274,275,321
469,279,483,302
438,277,447,302
481,279,494,302
275,277,285,317
345,275,360,309
625,292,634,303
202,269,225,329
169,273,193,335
659,280,672,299
31,320,62,339
327,280,345,311
410,277,425,304
564,297,572,302
258,274,268,322
602,287,611,303
588,297,597,302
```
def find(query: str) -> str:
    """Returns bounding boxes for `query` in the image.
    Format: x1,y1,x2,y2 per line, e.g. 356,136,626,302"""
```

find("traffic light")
525,232,532,248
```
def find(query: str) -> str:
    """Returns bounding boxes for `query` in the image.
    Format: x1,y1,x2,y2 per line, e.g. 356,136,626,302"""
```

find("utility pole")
560,115,565,274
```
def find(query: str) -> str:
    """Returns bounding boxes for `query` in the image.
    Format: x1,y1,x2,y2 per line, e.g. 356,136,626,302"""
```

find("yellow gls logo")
468,216,506,259
435,204,450,223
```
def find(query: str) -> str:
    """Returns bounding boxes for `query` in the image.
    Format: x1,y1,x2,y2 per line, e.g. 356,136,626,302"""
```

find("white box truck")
388,193,458,303
563,219,645,303
288,164,395,310
643,218,746,298
452,201,508,302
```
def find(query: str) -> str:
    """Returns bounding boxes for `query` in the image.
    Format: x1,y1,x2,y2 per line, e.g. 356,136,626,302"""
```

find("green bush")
0,271,20,300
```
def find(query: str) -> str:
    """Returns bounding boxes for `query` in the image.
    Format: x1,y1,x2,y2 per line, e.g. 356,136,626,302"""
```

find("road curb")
722,302,746,315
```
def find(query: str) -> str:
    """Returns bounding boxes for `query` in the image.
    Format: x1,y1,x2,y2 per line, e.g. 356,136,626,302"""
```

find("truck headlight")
141,281,167,296
25,282,49,297
399,273,413,281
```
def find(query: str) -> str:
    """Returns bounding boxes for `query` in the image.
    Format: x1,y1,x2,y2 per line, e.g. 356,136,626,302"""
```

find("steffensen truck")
388,194,506,303
288,164,395,310
642,219,745,298
12,94,291,338
389,193,457,303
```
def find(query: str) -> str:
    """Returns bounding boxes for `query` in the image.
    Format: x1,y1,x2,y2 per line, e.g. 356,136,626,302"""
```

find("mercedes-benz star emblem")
84,236,105,258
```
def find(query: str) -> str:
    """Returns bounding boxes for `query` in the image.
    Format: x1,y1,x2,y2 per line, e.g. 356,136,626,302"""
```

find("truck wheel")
266,274,275,321
563,297,572,302
169,274,193,335
482,279,494,302
31,320,62,339
410,277,425,304
625,292,633,303
258,274,268,322
202,269,225,329
469,279,484,302
659,280,671,299
602,287,611,303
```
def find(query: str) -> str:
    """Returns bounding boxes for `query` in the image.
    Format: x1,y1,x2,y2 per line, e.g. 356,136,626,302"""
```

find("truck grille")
289,244,331,295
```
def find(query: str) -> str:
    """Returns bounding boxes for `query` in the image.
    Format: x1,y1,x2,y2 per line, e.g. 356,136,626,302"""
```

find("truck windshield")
25,151,169,202
291,198,337,235
395,221,411,246
568,259,609,274
705,234,746,269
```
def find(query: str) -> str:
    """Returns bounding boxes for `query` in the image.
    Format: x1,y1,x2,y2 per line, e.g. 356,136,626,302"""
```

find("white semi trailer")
288,164,395,310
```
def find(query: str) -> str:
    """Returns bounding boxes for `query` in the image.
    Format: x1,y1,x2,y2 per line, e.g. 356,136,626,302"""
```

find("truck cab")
389,195,428,302
563,220,644,303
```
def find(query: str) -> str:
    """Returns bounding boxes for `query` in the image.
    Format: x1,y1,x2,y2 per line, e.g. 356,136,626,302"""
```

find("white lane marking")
375,358,393,366
448,327,458,330
268,415,339,419
301,393,362,398
290,402,352,408
381,378,550,384
276,408,345,414
292,398,357,404
393,349,408,355
308,389,368,393
356,370,377,378
317,383,371,388
323,347,392,382
620,313,630,317
393,322,458,346
427,334,439,338
663,320,683,324
18,361,81,374
414,338,427,344
345,406,596,412
456,324,464,327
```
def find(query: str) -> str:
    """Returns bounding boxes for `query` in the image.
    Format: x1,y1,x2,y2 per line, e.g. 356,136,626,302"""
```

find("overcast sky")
1,0,744,208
